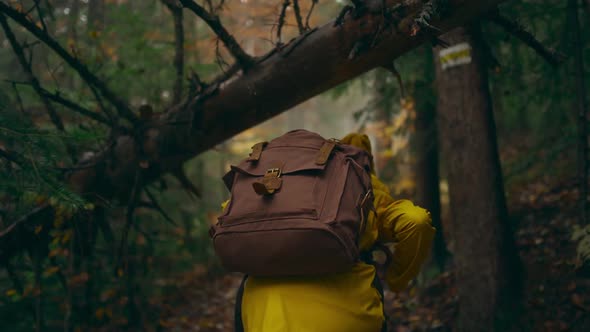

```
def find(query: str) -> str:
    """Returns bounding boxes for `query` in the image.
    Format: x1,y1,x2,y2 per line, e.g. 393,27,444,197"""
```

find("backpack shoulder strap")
234,274,248,332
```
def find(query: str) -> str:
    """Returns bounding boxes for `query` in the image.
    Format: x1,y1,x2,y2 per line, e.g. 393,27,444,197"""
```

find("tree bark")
0,0,510,254
569,0,589,225
414,100,446,270
434,25,522,331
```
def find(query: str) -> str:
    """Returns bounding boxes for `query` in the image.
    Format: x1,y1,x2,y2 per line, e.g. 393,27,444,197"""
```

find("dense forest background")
0,0,589,331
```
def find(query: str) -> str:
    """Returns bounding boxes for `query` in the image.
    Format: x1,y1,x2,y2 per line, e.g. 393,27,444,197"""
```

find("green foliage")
573,224,590,264
0,108,87,219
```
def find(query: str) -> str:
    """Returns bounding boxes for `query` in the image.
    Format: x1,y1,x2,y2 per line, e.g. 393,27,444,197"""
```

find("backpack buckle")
253,167,283,195
265,168,282,178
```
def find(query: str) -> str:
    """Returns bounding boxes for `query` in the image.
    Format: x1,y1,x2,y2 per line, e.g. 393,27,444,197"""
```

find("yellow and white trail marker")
439,42,472,70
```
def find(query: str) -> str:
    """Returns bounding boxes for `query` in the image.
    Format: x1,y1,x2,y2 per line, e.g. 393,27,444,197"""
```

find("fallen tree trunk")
1,0,508,255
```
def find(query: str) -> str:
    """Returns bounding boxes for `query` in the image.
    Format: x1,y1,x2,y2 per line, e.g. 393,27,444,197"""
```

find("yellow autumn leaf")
34,195,47,205
95,307,105,320
48,248,61,258
53,216,65,228
34,225,43,235
105,307,113,318
48,197,58,206
5,289,17,297
43,266,59,277
159,319,174,328
61,229,73,244
100,289,116,302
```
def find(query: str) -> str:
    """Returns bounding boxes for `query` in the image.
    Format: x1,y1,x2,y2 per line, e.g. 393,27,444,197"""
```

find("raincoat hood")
340,133,375,173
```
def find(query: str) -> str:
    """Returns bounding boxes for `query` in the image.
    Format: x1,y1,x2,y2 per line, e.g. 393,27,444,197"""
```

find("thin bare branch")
487,11,566,67
143,187,177,226
41,89,111,125
11,82,25,113
292,0,305,34
7,80,111,125
207,62,241,89
0,14,65,133
116,168,141,274
305,0,317,29
171,166,200,199
0,147,24,166
0,204,51,238
0,13,78,161
0,2,138,124
277,0,291,45
381,62,405,98
179,0,254,69
31,0,48,32
88,83,115,121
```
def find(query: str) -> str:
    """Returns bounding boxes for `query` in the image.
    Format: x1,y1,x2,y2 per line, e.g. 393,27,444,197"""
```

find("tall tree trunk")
570,0,589,225
414,48,447,271
434,25,522,331
414,100,446,270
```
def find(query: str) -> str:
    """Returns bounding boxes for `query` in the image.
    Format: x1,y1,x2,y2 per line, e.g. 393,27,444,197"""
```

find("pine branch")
487,11,566,67
0,2,138,124
179,0,254,70
292,0,306,34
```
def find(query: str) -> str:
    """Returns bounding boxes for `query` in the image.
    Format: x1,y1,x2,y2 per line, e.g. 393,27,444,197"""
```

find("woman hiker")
225,132,436,332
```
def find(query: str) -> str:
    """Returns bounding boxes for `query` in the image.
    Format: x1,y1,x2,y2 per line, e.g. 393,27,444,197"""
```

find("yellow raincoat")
226,133,436,332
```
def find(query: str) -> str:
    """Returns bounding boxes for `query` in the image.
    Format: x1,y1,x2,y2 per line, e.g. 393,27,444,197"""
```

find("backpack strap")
315,139,338,165
234,274,248,332
371,273,389,332
362,244,392,332
248,142,268,162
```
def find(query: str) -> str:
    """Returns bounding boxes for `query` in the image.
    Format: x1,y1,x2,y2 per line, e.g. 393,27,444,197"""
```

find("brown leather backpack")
209,129,374,277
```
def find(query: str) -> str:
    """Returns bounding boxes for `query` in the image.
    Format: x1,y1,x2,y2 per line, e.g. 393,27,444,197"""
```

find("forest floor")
155,178,590,332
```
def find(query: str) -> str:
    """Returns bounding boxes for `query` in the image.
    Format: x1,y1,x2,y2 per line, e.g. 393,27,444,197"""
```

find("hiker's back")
211,131,436,332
